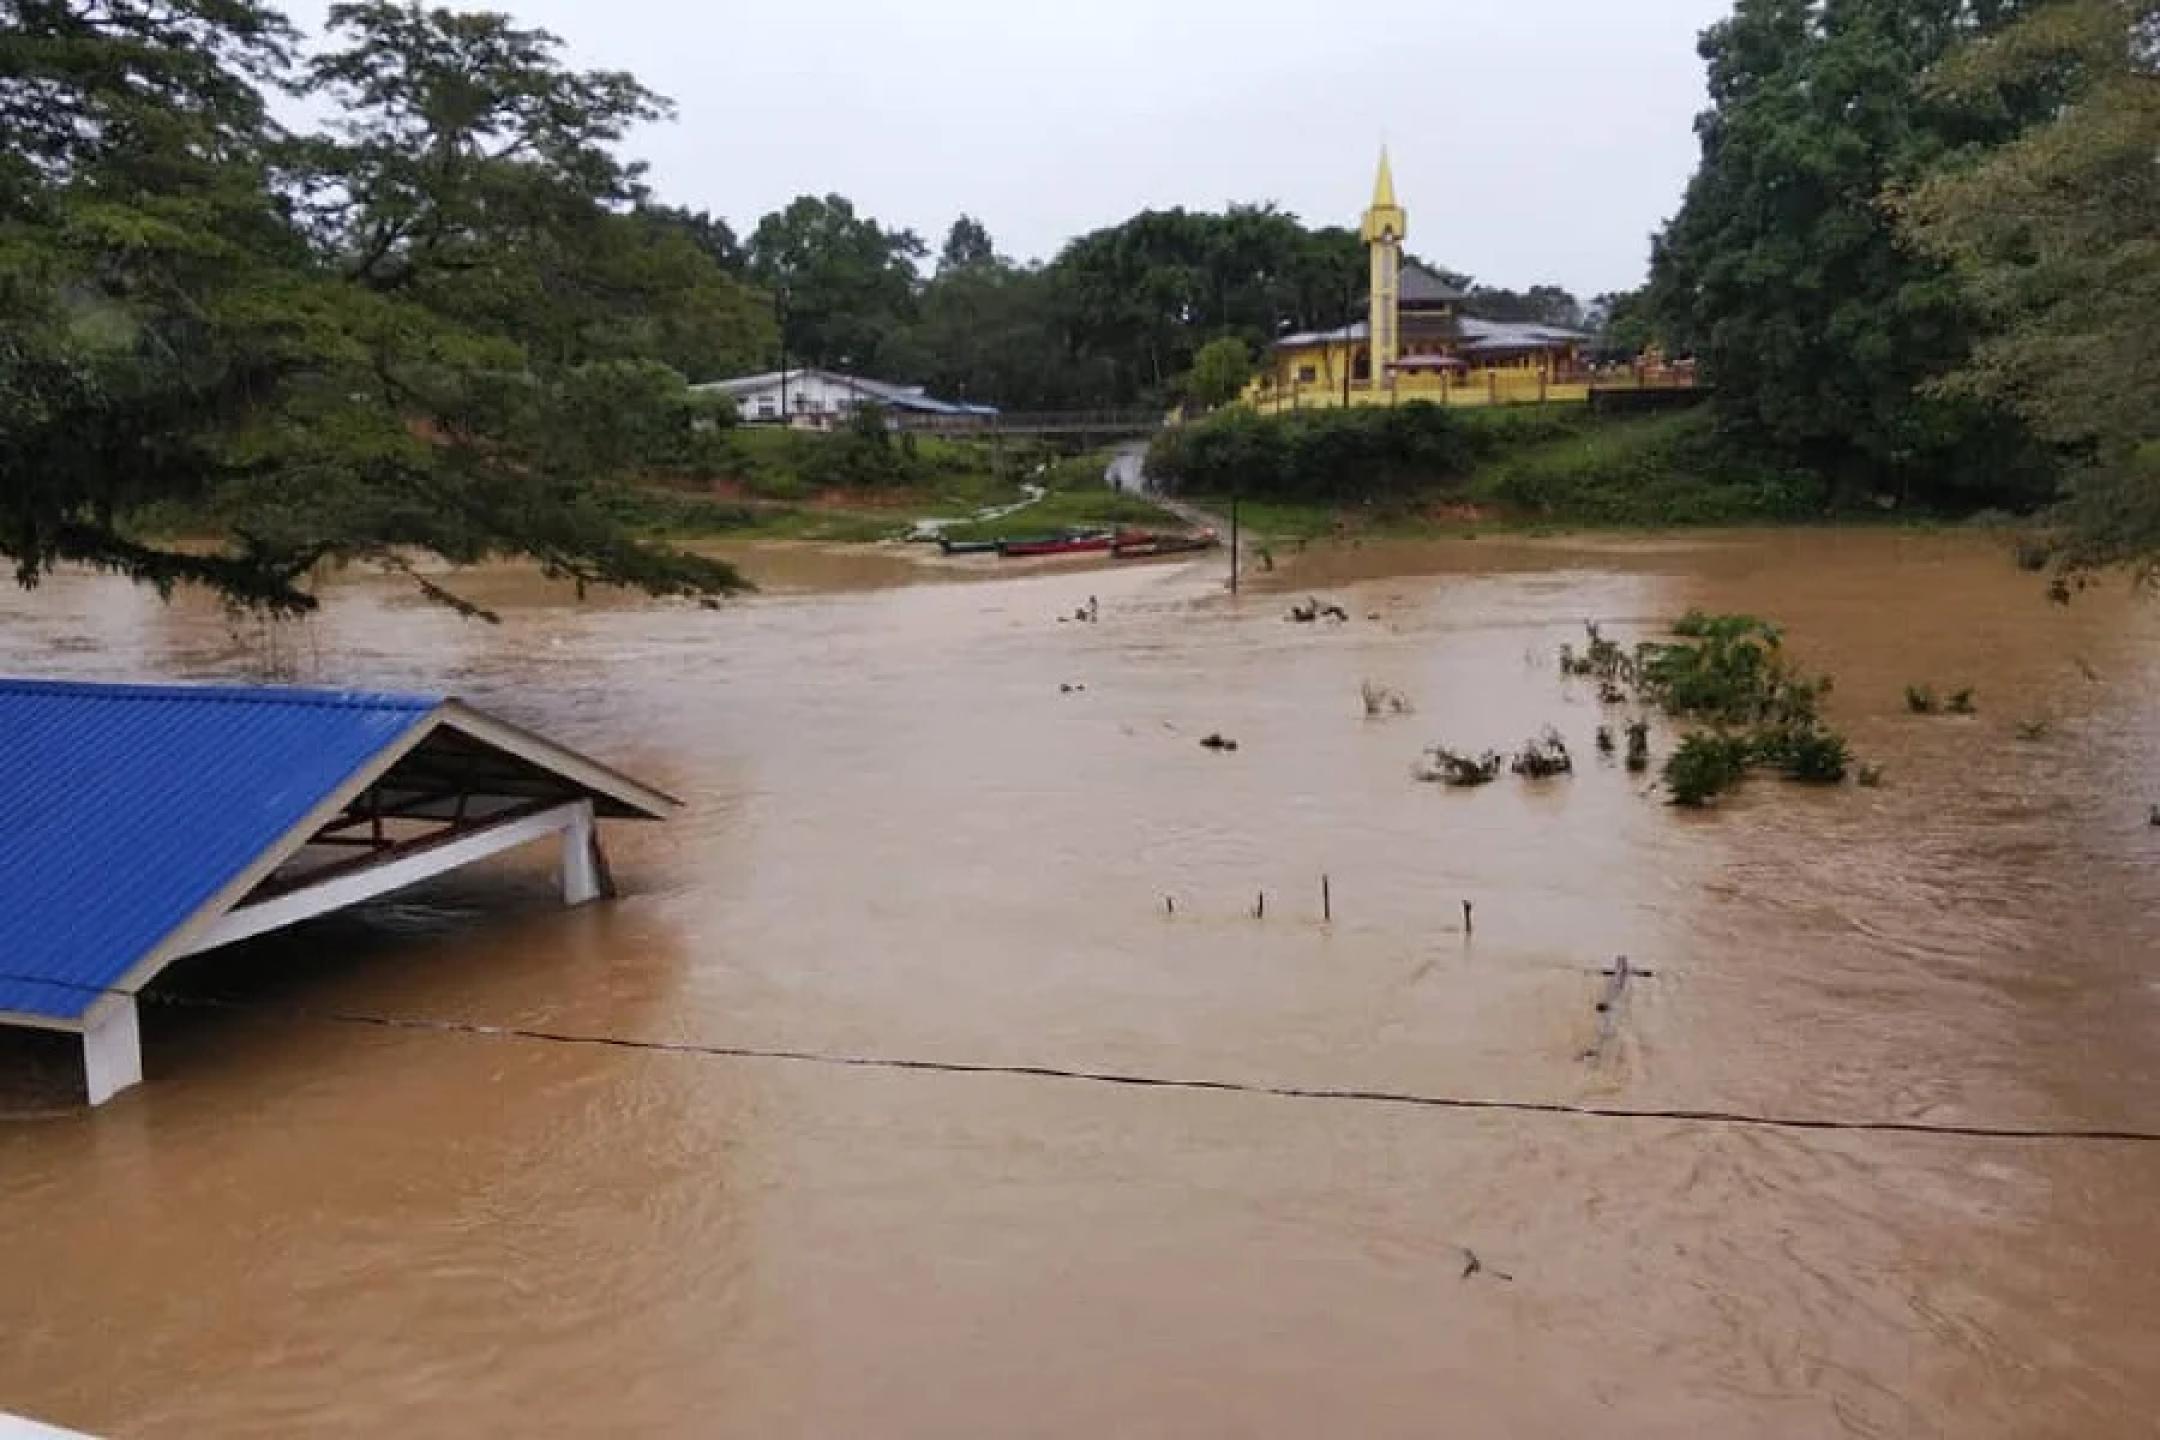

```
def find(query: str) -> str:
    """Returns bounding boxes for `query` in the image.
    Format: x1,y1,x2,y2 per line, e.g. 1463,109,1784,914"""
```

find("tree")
1,0,757,615
1049,205,1364,403
1463,284,1585,329
1648,0,2057,508
1185,337,1253,409
639,203,746,273
746,194,925,372
1898,0,2160,572
885,260,1114,410
938,214,996,272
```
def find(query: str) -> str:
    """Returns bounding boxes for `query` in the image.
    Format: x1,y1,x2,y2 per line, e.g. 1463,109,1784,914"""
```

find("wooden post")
1165,896,1175,916
1462,899,1474,936
1322,874,1332,923
1255,891,1266,920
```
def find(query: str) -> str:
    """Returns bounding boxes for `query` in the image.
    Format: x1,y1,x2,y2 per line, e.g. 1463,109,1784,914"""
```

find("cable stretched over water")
86,985,2160,1146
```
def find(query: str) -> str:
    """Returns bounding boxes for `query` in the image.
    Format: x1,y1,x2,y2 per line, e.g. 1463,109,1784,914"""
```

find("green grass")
938,481,1177,544
1468,409,1827,524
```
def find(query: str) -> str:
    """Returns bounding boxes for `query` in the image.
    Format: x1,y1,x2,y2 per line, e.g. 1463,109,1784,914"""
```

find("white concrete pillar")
82,997,143,1107
561,799,602,906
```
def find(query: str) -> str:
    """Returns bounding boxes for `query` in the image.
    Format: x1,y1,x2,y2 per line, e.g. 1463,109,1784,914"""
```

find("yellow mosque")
1245,151,1597,413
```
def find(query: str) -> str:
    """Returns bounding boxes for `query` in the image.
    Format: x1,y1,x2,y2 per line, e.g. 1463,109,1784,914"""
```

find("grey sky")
282,0,1732,298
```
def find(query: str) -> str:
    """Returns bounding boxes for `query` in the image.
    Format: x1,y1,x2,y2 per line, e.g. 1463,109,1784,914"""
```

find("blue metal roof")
0,680,438,1022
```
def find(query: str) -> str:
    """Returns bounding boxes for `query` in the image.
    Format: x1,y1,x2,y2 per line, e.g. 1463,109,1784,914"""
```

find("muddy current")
2,530,2158,1437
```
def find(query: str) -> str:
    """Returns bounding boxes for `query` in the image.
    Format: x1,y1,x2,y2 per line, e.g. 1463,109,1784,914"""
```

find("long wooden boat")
937,537,999,555
997,531,1114,558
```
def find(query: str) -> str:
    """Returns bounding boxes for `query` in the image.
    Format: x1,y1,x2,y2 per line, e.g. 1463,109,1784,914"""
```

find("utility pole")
1230,497,1241,595
775,286,789,424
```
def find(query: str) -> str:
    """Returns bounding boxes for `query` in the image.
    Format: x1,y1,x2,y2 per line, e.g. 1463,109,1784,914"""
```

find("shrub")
1906,685,1940,714
1664,733,1753,806
1146,402,1474,503
1511,728,1574,778
1415,746,1502,787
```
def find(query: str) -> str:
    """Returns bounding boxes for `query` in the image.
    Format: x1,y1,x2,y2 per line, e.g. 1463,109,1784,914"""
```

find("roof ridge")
0,678,438,710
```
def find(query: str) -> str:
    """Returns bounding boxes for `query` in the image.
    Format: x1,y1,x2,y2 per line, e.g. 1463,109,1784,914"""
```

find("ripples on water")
2,531,2157,1437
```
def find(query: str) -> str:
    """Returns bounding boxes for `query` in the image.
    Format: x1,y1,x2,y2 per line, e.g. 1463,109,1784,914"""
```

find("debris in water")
1625,720,1651,773
1948,687,1977,715
1595,726,1616,756
1460,1247,1514,1283
1414,746,1502,787
2014,718,2051,742
1361,681,1413,718
1858,763,1886,789
1199,733,1239,753
1510,728,1573,779
1060,683,1087,695
1287,597,1350,624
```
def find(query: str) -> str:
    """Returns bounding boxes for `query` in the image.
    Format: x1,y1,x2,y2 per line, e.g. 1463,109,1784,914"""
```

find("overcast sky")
280,0,1733,298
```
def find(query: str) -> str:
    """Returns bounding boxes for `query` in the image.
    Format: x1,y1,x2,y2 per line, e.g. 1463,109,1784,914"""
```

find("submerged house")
0,679,674,1106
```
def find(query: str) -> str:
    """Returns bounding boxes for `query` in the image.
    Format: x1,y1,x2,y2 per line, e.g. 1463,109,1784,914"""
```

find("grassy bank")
1148,403,1845,542
616,436,1175,545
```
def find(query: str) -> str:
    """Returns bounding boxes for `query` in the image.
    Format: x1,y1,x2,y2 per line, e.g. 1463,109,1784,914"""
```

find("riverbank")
1146,405,1969,544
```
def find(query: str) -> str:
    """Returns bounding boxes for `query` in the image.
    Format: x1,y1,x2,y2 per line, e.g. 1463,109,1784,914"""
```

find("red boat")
997,530,1114,558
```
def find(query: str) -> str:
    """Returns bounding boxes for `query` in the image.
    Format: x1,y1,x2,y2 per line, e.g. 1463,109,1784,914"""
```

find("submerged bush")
1906,684,1940,714
1511,728,1574,778
1415,746,1503,787
1664,734,1753,807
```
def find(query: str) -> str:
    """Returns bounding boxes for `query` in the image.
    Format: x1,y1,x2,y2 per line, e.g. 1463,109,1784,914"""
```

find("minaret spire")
1360,148,1407,395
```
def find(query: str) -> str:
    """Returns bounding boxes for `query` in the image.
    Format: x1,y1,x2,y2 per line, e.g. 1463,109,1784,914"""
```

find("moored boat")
937,537,1000,555
997,529,1114,558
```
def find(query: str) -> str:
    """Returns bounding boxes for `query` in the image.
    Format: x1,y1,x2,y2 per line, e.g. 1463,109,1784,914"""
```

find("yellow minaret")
1360,148,1408,391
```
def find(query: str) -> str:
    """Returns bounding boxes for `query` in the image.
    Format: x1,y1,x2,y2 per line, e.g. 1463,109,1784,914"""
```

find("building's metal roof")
1401,263,1466,306
0,679,677,1026
692,367,998,416
0,681,435,1022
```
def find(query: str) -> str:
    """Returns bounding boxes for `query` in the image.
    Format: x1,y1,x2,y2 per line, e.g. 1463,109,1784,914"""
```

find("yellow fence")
1243,371,1696,415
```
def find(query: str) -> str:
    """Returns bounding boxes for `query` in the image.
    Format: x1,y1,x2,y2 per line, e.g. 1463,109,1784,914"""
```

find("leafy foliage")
1648,0,2059,510
1146,403,1475,503
1184,337,1253,410
1664,733,1755,807
748,193,925,373
2,0,771,614
1897,0,2160,578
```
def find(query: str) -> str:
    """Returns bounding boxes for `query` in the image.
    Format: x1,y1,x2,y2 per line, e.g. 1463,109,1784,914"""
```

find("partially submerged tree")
1,0,764,615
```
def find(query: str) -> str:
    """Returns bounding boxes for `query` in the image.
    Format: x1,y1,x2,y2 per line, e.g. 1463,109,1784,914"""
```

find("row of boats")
936,526,1220,560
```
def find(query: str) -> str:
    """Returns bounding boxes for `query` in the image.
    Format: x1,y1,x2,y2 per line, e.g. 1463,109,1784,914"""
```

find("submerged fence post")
1322,874,1332,923
1255,890,1265,920
1462,899,1474,936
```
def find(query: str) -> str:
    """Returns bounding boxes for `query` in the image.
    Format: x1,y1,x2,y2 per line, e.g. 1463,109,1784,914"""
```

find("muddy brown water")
3,530,2159,1437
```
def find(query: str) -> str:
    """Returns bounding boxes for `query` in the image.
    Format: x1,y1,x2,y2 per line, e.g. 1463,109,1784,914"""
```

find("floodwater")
4,530,2159,1437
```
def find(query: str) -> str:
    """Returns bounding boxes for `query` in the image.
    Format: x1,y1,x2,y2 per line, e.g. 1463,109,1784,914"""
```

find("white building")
692,368,997,429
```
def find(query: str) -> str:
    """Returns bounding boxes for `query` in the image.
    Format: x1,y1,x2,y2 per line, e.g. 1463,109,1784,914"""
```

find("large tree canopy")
1648,0,2057,508
2,0,770,615
1899,0,2160,573
746,193,924,373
